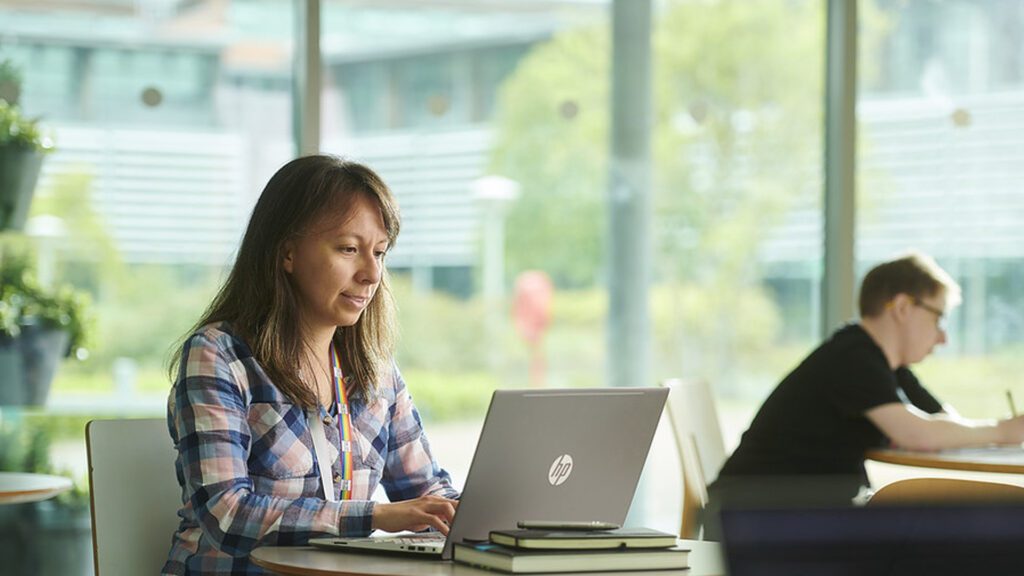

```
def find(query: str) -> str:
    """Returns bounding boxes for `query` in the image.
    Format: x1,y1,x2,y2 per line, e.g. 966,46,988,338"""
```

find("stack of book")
453,527,690,573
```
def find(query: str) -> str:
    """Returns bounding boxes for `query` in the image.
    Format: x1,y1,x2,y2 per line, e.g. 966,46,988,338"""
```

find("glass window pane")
0,5,294,569
319,0,610,504
320,0,824,533
857,0,1024,419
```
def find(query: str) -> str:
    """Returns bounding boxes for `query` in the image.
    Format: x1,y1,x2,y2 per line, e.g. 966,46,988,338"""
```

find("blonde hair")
859,251,961,318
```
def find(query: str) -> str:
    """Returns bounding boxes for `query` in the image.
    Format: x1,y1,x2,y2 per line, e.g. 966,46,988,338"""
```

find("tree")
490,0,825,385
490,27,611,288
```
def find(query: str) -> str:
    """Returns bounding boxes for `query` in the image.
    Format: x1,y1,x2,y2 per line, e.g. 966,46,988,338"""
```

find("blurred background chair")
86,418,181,576
868,477,1024,506
662,378,727,540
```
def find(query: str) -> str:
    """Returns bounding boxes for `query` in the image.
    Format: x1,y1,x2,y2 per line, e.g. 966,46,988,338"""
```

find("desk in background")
866,446,1024,474
251,539,724,576
0,471,72,505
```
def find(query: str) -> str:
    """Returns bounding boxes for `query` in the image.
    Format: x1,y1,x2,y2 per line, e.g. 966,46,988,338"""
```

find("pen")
1007,390,1018,418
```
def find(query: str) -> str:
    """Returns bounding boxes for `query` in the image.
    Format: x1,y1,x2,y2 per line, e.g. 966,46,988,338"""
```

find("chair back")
868,477,1024,506
86,418,181,576
662,378,727,539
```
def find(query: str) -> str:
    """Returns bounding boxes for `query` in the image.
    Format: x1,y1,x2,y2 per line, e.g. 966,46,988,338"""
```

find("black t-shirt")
717,323,943,485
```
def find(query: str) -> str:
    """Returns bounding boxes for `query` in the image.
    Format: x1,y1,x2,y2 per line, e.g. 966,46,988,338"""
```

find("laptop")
310,387,668,560
721,504,1024,576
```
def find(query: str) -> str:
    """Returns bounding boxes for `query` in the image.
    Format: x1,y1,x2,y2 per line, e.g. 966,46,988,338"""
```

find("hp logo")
548,454,574,486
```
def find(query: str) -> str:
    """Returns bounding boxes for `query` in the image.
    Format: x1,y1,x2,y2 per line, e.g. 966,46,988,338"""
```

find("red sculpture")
512,271,553,387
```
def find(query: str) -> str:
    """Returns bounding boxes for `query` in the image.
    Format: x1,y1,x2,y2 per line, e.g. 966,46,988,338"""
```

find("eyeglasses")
912,298,947,330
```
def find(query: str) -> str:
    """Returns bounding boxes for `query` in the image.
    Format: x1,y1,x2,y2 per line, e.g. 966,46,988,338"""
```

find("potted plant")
0,421,93,576
0,236,90,405
0,58,53,232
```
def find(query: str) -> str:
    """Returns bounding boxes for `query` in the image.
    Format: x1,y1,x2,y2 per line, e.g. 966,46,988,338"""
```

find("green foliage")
391,276,493,372
0,58,21,106
0,58,50,151
0,422,47,473
403,369,500,422
529,284,784,390
26,170,221,383
651,282,781,377
0,55,52,152
52,364,170,394
652,0,823,284
87,264,222,372
490,27,610,288
42,263,223,396
0,419,89,510
914,347,1024,420
492,0,825,290
23,411,99,442
0,100,52,153
0,235,91,356
490,0,826,387
29,172,121,270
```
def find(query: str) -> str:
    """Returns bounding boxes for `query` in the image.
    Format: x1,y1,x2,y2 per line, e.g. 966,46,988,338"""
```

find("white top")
0,472,73,504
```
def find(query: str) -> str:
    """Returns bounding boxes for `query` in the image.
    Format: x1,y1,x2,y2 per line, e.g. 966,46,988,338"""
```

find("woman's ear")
282,241,295,274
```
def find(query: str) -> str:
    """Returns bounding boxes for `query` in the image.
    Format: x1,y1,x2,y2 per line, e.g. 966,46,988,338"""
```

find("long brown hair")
170,155,401,407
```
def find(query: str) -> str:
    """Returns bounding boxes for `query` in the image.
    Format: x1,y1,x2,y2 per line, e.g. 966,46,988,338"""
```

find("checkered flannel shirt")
162,322,457,575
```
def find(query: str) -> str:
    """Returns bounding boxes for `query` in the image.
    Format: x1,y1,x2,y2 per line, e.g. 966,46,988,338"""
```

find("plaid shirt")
162,322,457,575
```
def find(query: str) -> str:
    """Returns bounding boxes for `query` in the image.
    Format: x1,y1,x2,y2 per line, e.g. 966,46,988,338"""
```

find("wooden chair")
86,418,182,576
662,379,727,540
868,477,1024,506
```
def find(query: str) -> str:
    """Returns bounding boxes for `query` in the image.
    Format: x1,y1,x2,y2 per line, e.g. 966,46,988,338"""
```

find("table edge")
251,547,410,576
865,449,1024,474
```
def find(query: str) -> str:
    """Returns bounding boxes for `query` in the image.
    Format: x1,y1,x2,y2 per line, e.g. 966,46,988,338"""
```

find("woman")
163,155,458,575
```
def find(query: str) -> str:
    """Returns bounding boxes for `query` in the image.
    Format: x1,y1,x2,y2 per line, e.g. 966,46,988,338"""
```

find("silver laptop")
310,387,668,560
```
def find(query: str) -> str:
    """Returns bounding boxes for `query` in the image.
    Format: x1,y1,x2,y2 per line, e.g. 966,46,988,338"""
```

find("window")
317,0,825,531
1,1,299,571
857,0,1024,418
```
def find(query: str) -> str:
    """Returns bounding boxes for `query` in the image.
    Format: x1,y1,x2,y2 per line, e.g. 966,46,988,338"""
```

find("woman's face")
283,193,389,333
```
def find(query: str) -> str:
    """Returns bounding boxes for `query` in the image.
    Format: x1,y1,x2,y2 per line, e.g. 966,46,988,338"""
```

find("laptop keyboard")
341,534,445,551
310,533,446,555
370,534,444,554
345,535,443,544
373,535,443,545
395,536,445,544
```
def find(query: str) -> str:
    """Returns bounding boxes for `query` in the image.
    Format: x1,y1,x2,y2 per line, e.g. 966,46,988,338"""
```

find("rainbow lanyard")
331,344,354,500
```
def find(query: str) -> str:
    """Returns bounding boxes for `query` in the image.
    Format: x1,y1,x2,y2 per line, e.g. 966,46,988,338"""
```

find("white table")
866,445,1024,474
251,539,724,576
0,471,73,505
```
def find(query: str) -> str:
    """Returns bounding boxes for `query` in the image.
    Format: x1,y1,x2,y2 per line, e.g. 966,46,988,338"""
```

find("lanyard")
331,343,354,500
309,344,354,502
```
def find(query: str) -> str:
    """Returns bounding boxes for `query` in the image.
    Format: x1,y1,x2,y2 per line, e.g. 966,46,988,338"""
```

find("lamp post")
25,215,66,290
473,175,520,371
472,175,520,301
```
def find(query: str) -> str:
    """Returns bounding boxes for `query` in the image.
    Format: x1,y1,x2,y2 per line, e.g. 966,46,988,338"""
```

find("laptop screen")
442,388,668,559
721,504,1024,576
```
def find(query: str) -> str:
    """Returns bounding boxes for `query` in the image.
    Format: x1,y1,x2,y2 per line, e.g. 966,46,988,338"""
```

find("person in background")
163,155,458,575
704,251,1024,539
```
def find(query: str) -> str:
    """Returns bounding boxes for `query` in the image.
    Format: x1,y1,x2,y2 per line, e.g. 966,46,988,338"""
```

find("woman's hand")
371,495,459,535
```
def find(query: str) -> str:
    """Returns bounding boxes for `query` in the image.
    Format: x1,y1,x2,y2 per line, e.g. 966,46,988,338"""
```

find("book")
453,541,690,574
489,527,679,550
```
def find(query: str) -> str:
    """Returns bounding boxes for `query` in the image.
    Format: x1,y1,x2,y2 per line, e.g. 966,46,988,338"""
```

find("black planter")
0,324,69,406
0,500,93,576
0,145,44,232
